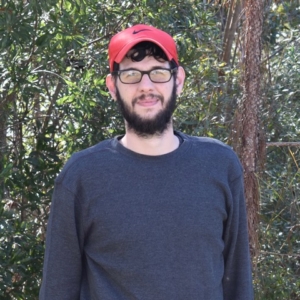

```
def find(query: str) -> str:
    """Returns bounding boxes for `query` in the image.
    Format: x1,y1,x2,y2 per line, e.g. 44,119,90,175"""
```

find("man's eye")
124,70,139,77
151,69,166,75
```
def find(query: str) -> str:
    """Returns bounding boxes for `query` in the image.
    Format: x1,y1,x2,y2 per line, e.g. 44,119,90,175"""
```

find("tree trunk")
232,0,264,262
221,0,244,65
0,108,7,192
0,95,9,199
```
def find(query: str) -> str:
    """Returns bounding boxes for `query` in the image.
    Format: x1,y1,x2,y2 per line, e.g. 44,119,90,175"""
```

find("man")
40,24,254,299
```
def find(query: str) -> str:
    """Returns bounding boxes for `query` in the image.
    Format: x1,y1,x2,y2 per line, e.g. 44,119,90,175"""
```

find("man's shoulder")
56,138,116,183
71,139,114,161
177,131,233,152
176,131,242,175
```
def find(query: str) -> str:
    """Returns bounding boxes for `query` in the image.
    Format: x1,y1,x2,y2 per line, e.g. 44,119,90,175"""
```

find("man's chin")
135,113,161,121
125,117,171,137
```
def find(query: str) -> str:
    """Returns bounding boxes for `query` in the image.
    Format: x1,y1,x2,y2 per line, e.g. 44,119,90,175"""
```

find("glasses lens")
118,68,174,84
150,69,171,83
119,70,141,84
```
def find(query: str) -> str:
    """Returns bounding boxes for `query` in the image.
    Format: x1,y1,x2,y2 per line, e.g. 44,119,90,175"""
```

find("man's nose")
138,73,155,92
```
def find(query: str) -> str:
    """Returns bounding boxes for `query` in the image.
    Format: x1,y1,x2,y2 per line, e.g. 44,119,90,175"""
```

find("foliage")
255,1,300,299
0,0,299,299
0,206,44,299
256,146,300,299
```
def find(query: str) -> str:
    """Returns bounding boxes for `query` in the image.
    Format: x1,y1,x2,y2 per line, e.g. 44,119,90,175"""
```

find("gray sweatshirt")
40,131,254,300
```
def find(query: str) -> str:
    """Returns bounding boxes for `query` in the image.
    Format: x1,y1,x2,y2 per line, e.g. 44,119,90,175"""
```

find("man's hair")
112,41,178,72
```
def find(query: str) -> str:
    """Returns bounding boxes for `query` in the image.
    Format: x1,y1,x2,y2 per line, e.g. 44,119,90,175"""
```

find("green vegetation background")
0,0,299,299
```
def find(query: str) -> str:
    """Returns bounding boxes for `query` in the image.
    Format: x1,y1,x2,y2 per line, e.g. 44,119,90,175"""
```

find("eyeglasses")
112,68,178,84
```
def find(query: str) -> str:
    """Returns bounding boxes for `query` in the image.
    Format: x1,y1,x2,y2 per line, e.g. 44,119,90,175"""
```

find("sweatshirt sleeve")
39,181,84,300
222,174,254,300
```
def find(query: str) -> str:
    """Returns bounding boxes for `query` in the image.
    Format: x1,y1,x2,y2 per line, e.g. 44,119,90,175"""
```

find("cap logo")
132,29,151,34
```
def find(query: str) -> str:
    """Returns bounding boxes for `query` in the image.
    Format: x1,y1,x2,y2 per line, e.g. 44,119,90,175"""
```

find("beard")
116,84,177,137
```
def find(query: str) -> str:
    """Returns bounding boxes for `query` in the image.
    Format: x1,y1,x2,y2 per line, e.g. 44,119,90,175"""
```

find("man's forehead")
125,49,165,58
119,55,169,69
123,46,169,64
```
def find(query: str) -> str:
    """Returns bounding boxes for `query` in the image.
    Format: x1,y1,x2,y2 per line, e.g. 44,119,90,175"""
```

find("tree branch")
266,142,300,147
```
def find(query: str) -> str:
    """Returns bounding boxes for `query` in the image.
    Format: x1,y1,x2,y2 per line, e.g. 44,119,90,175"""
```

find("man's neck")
119,126,180,156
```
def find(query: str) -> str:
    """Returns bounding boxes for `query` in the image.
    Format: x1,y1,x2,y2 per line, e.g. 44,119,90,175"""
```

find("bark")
221,0,244,65
0,94,10,198
0,104,7,185
232,0,264,261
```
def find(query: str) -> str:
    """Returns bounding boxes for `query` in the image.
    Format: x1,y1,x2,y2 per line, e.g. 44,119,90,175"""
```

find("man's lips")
137,98,160,107
133,94,163,107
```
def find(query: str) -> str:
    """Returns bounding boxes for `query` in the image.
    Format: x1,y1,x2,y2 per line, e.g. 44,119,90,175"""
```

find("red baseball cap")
108,24,179,72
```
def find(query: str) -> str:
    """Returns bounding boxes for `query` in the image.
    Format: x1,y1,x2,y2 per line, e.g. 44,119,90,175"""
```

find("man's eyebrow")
119,66,169,72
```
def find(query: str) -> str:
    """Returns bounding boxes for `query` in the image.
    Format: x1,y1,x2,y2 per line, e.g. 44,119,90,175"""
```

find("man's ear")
106,74,117,100
175,66,185,96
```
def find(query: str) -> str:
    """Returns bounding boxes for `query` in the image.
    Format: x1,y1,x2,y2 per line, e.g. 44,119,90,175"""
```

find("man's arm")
39,182,83,300
222,175,254,300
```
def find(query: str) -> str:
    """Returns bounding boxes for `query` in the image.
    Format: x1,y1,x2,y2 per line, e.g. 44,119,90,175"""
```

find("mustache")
132,94,164,106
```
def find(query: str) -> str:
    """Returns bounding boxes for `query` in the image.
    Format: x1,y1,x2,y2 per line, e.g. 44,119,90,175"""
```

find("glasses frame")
111,67,178,84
